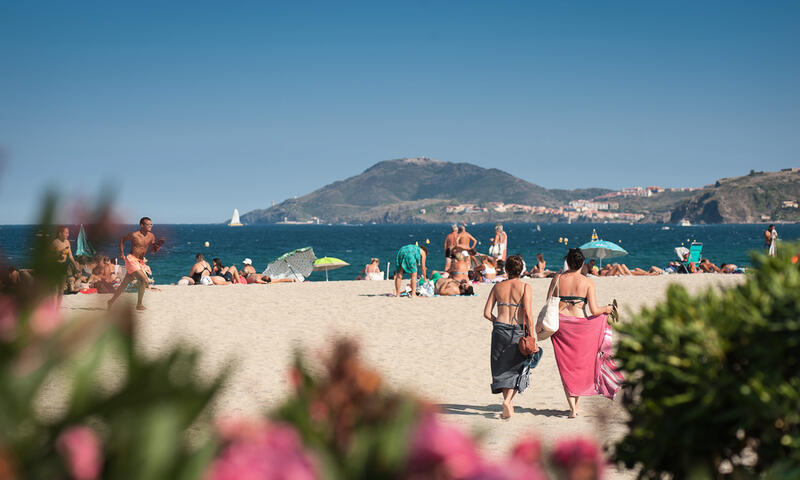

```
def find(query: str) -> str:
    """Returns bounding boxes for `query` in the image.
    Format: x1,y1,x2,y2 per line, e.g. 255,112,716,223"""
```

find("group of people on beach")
179,254,295,286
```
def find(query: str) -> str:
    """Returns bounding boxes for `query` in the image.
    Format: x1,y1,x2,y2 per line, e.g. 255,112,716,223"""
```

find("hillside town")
443,185,705,222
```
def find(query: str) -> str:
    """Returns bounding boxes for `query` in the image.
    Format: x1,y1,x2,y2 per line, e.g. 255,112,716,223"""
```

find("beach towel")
490,322,528,394
551,314,623,399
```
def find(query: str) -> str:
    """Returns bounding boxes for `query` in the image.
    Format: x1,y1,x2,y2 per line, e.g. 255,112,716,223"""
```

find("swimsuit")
125,254,144,275
191,265,211,283
560,295,587,306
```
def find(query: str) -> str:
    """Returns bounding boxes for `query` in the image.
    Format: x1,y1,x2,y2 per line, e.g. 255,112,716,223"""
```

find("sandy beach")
60,274,745,478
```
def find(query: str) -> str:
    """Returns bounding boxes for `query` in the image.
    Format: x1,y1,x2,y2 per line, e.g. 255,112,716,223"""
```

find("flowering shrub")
614,243,800,479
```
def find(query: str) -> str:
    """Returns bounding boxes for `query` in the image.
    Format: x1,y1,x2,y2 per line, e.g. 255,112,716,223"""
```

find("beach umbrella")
578,239,628,267
313,257,349,281
263,247,316,282
75,224,95,258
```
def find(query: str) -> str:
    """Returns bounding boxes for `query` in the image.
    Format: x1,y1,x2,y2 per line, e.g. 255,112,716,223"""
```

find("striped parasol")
263,247,316,282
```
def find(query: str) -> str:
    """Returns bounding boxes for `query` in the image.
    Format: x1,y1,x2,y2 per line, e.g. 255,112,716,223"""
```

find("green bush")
614,243,800,479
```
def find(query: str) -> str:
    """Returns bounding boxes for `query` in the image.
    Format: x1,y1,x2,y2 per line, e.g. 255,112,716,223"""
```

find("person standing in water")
108,217,163,310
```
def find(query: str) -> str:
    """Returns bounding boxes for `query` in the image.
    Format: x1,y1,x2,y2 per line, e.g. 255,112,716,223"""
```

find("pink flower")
550,438,605,480
510,437,542,466
406,415,483,479
57,426,102,480
0,295,17,341
207,422,318,480
30,299,62,337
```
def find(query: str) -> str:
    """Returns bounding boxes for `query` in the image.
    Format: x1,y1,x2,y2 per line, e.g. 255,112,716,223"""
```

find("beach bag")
535,275,560,341
518,323,538,356
488,244,500,257
516,285,537,356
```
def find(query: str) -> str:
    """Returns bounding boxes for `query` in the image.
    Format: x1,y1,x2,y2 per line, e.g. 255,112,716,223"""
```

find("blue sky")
1,1,798,223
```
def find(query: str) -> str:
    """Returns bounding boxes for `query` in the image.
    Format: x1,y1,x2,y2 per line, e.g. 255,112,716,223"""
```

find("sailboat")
228,209,243,227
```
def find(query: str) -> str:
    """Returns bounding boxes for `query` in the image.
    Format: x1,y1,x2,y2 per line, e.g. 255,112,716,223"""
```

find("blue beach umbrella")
578,240,628,267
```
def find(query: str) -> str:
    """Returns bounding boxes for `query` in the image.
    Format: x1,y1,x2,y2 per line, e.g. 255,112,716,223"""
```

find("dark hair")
195,253,204,260
419,245,428,254
769,224,774,229
212,258,224,268
56,225,68,235
720,263,728,269
505,255,524,278
536,253,544,262
460,284,474,296
565,248,585,271
139,217,151,226
458,225,465,232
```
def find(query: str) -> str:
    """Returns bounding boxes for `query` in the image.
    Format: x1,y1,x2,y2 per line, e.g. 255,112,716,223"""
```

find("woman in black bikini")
546,248,615,418
483,255,541,419
212,258,241,284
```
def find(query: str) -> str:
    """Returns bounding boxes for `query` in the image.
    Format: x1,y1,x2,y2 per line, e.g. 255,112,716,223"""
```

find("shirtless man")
107,217,163,310
456,225,477,250
52,225,80,305
443,225,459,271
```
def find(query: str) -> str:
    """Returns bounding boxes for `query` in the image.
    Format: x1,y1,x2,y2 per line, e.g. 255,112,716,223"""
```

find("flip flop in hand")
609,299,619,323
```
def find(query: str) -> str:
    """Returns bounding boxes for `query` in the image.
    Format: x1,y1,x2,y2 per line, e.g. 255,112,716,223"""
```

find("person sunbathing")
90,256,116,293
479,256,499,282
448,247,471,282
358,258,383,280
720,263,743,274
699,258,721,273
434,277,474,296
212,258,241,284
187,253,226,285
529,253,556,278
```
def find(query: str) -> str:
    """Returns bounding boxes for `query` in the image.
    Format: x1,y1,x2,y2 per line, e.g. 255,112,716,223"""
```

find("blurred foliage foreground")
614,244,800,479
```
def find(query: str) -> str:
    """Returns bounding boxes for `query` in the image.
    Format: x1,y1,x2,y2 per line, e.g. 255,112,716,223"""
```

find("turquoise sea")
1,223,798,283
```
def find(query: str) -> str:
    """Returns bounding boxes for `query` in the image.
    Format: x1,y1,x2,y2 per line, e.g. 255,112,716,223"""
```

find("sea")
1,223,797,283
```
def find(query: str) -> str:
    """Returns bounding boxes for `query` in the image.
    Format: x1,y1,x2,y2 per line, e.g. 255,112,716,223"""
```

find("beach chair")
686,242,703,264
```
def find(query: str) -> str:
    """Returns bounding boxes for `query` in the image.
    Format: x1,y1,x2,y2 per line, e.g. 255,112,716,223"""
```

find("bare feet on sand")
136,305,146,311
501,402,513,419
568,410,578,418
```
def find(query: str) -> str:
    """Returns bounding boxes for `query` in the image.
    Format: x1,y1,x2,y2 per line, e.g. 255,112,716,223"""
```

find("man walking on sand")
108,217,164,310
443,224,458,270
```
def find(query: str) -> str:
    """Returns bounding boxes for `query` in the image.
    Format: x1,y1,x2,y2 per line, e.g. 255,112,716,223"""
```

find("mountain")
241,158,612,224
669,169,800,224
240,159,800,224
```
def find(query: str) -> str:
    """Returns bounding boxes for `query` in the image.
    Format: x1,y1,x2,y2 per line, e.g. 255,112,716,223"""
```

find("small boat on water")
680,219,691,227
228,209,243,227
661,226,671,230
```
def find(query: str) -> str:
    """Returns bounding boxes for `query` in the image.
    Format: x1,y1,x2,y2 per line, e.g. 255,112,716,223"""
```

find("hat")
243,258,252,265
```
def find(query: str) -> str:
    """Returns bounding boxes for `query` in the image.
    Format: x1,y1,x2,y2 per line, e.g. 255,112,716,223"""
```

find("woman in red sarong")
546,248,617,418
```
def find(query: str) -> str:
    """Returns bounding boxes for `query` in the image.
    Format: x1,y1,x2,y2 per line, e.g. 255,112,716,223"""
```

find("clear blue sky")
1,1,798,224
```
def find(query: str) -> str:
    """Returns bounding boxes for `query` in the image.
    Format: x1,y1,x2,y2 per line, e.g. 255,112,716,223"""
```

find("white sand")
62,274,744,478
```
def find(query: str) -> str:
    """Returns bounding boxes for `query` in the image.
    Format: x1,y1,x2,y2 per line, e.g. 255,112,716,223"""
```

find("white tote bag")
535,275,560,340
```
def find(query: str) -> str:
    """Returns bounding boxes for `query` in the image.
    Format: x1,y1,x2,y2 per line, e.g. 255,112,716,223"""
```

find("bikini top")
560,295,587,306
482,267,497,275
497,301,519,307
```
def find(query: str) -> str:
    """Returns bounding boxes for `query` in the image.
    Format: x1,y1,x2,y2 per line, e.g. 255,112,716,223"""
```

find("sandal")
609,299,619,323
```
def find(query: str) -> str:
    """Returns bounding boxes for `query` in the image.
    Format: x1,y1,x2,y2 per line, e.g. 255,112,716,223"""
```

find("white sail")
228,208,243,226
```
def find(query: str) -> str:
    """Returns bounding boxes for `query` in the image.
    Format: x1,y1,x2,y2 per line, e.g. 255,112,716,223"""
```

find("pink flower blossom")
406,415,483,479
510,437,542,466
550,438,605,480
207,422,318,480
0,295,17,341
30,299,62,337
57,426,102,480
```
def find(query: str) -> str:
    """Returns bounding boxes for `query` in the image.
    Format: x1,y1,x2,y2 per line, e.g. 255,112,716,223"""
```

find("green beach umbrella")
313,257,349,281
